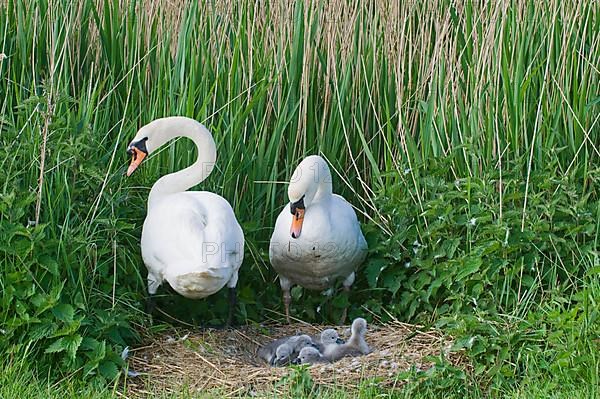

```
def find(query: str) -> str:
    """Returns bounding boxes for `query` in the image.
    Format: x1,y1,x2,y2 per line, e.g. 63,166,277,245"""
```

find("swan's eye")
131,138,149,155
290,195,305,215
127,147,136,159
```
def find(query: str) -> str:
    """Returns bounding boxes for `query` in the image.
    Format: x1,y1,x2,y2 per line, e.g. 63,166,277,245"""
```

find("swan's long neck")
146,118,216,209
347,332,360,347
312,173,333,203
288,155,333,205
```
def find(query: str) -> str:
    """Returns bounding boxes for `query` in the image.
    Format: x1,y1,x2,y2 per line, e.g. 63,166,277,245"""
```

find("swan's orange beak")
126,146,147,177
290,208,305,239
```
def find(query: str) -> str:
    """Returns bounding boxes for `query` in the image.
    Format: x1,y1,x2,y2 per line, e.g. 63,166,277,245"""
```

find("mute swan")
269,155,368,323
295,346,328,365
258,334,315,365
271,343,293,366
323,318,370,361
312,329,344,352
125,116,244,325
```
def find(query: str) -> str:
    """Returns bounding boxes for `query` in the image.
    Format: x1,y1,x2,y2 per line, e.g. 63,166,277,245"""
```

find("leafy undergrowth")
360,158,600,391
1,146,598,391
363,158,598,321
5,158,597,397
0,187,140,381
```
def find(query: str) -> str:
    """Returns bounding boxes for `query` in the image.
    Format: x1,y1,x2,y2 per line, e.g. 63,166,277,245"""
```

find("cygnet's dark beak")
292,358,301,365
310,343,319,349
335,337,345,344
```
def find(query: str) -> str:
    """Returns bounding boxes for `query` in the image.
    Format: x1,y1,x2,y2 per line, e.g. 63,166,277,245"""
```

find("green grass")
0,358,116,399
2,357,598,399
0,0,598,396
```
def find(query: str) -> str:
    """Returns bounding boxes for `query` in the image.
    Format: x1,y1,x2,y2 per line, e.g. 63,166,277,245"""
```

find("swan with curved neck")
126,116,244,325
269,155,367,323
127,117,217,207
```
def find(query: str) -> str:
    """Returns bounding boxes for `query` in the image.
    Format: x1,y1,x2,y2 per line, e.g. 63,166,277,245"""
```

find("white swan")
269,155,367,323
126,116,244,324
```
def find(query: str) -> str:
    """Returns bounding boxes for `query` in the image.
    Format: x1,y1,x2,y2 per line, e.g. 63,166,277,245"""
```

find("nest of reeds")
125,320,467,397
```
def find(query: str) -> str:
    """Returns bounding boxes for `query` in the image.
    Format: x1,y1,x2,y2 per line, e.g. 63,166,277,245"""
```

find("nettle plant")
361,159,599,322
0,124,139,381
357,159,599,384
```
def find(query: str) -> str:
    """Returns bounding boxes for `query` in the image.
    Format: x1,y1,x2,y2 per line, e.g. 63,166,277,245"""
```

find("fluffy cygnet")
258,334,315,366
323,318,370,362
295,346,328,365
312,328,344,352
271,343,292,366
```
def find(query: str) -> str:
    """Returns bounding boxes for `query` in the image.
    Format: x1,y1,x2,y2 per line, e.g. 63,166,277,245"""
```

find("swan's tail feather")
165,266,229,299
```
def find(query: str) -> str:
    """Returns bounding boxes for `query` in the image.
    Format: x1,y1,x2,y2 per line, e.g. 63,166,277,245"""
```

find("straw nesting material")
125,321,467,397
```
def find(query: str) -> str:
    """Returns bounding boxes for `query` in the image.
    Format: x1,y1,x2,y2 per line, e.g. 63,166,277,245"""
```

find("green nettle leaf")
365,258,387,288
291,286,303,301
9,237,34,257
49,282,64,303
332,292,350,309
31,292,57,316
443,238,461,259
382,270,403,295
38,255,60,276
63,334,83,360
521,275,535,288
52,304,75,323
91,340,107,361
15,300,29,317
427,277,444,298
45,337,68,354
28,322,58,341
98,361,119,380
49,320,82,338
83,361,100,378
456,256,482,281
30,294,46,309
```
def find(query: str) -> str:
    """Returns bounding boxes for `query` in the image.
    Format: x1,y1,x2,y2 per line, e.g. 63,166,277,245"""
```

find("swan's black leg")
145,295,156,315
226,287,237,327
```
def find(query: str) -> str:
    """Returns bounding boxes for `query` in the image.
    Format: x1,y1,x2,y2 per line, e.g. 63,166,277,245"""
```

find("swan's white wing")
141,191,244,298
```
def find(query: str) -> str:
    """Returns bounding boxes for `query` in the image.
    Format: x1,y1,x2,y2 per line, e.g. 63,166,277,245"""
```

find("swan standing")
126,116,244,325
269,155,367,323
